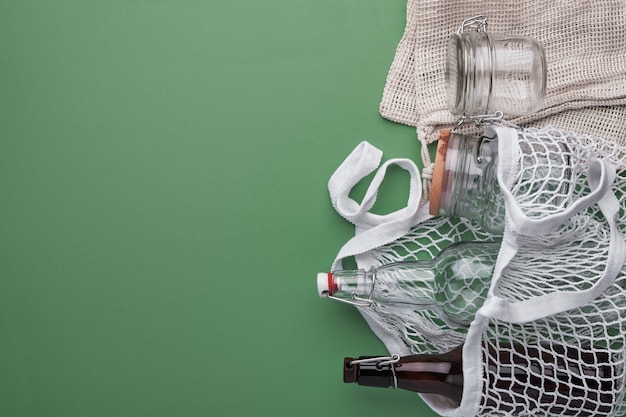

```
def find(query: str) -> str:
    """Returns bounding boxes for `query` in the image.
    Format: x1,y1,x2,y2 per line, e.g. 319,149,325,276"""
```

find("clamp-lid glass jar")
447,16,547,121
429,129,571,234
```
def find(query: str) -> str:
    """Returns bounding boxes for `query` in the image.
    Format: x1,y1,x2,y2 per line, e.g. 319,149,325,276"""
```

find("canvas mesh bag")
379,0,626,193
326,125,626,416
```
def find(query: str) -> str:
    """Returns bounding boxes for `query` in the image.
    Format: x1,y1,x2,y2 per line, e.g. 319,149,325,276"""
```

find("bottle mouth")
446,32,494,117
446,35,466,115
316,272,337,298
343,358,357,383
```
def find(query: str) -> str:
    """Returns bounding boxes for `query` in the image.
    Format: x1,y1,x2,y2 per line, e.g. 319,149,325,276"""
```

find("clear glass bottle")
429,130,571,234
344,343,613,415
317,241,499,327
447,16,546,120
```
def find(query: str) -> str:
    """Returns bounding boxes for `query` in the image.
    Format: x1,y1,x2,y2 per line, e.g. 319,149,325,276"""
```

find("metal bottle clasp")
349,354,401,367
457,15,488,34
456,111,504,127
327,293,375,308
349,355,400,389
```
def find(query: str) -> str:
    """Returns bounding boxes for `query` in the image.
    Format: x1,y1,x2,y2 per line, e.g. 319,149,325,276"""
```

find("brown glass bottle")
344,345,464,405
344,344,614,415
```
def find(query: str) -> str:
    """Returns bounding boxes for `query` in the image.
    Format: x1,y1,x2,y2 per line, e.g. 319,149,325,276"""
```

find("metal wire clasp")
327,293,374,308
326,273,378,308
350,355,401,388
457,15,488,35
349,354,401,367
456,111,504,127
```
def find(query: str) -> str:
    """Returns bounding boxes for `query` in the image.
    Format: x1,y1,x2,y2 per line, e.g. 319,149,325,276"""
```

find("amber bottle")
344,344,614,415
344,345,464,405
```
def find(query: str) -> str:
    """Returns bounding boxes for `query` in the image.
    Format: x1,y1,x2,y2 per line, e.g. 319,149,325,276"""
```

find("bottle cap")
317,272,332,298
343,358,357,383
429,130,450,216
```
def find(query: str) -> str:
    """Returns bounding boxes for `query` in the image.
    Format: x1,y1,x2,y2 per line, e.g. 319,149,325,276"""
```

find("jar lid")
429,130,451,216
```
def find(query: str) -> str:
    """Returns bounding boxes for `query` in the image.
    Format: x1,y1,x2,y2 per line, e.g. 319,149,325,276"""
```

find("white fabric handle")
478,127,626,323
491,126,618,236
328,141,431,269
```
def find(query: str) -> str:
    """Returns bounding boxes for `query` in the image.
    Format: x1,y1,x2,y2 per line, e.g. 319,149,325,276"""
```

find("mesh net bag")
326,125,626,416
379,0,626,196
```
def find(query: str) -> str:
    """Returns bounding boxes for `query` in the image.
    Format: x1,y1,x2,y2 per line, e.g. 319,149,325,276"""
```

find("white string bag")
379,0,626,196
327,126,626,416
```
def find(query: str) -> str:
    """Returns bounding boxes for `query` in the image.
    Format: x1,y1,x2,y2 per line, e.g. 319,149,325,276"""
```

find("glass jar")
430,130,505,233
429,129,571,234
446,16,547,121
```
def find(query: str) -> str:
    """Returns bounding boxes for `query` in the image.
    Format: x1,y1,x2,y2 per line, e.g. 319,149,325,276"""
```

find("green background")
0,1,437,416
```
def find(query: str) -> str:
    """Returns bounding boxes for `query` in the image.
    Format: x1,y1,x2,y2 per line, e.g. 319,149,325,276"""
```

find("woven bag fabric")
327,126,626,416
380,0,626,152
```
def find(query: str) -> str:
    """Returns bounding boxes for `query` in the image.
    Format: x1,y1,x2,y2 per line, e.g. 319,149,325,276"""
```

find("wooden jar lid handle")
429,130,451,216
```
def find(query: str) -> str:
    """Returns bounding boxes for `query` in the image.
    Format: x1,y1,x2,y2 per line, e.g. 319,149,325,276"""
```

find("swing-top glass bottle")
344,343,614,415
317,240,500,327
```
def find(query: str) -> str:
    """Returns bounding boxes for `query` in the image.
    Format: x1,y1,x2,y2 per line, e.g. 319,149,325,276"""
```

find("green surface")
0,1,437,416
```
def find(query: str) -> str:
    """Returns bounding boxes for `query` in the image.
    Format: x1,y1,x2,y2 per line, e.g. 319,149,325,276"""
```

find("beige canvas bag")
380,0,626,197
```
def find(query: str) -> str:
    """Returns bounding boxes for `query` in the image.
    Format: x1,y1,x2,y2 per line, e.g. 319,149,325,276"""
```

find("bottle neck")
343,357,394,388
344,346,464,405
328,265,436,307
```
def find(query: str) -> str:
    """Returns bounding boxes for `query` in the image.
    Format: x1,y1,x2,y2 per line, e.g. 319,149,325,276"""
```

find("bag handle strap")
479,146,625,323
327,141,430,269
490,126,616,235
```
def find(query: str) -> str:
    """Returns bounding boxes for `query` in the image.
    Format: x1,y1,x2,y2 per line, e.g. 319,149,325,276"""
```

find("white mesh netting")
344,126,626,416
